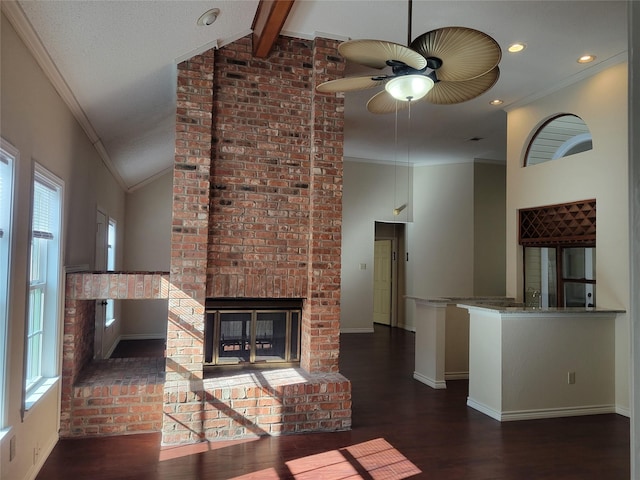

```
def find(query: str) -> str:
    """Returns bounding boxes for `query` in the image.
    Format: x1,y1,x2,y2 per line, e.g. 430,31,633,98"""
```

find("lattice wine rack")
519,199,596,246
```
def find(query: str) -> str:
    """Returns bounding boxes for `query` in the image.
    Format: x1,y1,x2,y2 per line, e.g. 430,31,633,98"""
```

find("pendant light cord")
407,100,411,221
394,100,399,214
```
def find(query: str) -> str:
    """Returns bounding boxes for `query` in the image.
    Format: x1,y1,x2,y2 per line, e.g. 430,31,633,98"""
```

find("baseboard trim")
119,333,166,341
340,327,375,334
615,405,630,418
466,397,502,421
500,404,617,421
467,397,617,422
413,371,446,389
445,371,469,380
396,323,416,333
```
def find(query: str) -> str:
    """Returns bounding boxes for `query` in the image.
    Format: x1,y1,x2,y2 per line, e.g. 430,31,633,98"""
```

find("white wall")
1,12,126,480
405,163,475,330
629,3,640,473
505,62,630,413
120,171,172,339
341,160,411,333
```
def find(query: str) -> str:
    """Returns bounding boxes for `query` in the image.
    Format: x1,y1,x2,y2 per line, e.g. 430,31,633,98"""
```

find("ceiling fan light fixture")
385,75,434,101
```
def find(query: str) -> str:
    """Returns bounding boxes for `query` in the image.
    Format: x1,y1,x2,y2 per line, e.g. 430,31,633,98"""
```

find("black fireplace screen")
204,299,302,367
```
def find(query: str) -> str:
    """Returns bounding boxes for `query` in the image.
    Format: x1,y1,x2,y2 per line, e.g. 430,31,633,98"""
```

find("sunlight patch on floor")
233,438,422,480
159,437,260,461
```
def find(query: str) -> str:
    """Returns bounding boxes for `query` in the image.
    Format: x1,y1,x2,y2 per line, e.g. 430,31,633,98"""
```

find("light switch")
359,263,366,270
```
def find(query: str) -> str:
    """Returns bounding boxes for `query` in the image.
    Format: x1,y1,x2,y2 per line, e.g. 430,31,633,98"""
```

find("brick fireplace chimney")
163,35,351,445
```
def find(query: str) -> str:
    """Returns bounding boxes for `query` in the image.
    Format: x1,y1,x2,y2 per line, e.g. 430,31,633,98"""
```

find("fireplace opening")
204,298,303,370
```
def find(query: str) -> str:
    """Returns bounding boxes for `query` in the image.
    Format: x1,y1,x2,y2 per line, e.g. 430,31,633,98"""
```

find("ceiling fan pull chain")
407,0,413,46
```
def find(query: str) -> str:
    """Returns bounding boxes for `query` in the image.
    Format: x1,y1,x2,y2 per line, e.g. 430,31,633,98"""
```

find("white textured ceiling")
8,0,629,191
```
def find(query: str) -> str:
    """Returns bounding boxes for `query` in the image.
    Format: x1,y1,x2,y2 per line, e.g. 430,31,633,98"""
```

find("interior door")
94,208,108,359
373,239,392,325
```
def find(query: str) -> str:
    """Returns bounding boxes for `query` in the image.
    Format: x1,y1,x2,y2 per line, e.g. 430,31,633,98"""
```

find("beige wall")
505,61,630,412
343,160,506,333
405,163,475,330
474,161,506,296
120,171,172,340
1,13,126,480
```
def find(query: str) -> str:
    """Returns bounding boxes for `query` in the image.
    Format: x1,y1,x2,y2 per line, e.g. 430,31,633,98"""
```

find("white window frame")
0,139,17,428
105,218,116,327
24,164,64,409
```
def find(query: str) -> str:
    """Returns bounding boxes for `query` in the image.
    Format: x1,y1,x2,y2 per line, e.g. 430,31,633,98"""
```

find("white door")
94,209,108,359
373,240,392,325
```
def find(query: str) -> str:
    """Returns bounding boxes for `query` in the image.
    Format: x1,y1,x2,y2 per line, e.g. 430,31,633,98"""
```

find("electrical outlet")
33,442,41,465
568,371,576,385
9,435,15,461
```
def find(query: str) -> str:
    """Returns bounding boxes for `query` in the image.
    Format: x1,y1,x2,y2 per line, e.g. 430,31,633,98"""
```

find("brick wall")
163,35,350,445
302,36,345,374
67,358,164,436
60,298,94,435
60,272,169,437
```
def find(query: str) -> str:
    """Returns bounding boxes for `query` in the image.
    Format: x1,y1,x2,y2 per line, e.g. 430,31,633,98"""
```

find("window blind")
32,179,55,240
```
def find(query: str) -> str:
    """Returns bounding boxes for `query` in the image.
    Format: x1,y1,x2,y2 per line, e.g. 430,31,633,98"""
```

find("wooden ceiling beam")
251,0,295,58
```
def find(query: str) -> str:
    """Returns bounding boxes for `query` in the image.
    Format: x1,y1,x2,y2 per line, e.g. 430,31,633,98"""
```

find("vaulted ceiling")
2,1,628,191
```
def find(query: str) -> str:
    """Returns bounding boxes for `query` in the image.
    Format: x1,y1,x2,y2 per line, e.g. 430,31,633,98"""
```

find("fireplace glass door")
205,307,301,367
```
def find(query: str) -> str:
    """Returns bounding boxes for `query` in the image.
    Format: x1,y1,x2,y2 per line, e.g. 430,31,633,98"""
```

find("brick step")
63,358,165,437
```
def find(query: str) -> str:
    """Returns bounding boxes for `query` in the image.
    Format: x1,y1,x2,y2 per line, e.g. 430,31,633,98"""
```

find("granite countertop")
455,302,625,315
406,296,518,306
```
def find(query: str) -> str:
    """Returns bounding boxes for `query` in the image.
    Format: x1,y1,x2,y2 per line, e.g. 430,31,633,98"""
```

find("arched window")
525,114,592,166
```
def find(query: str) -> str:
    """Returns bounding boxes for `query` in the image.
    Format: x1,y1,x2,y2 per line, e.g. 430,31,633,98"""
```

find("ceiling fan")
316,1,502,114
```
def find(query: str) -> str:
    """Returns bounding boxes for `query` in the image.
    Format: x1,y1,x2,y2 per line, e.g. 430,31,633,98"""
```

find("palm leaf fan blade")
338,39,428,70
317,76,386,93
425,67,500,105
366,90,412,114
411,27,501,82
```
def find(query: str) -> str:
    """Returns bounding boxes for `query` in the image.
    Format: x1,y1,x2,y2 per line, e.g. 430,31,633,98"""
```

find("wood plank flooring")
37,325,630,479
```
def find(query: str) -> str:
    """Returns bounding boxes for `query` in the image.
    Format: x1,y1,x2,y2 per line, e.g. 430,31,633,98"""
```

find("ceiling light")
197,8,220,26
508,43,526,53
577,54,596,64
385,75,435,102
490,99,504,106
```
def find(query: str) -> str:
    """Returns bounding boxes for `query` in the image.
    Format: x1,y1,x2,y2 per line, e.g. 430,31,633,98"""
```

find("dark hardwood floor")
37,325,630,479
110,339,166,358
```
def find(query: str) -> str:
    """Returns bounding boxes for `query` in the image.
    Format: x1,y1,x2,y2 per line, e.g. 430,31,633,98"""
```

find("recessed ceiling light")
508,43,526,53
490,99,504,106
577,54,596,64
197,8,220,26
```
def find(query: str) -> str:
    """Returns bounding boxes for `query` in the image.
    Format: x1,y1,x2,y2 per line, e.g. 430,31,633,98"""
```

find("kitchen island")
408,296,516,389
457,302,624,421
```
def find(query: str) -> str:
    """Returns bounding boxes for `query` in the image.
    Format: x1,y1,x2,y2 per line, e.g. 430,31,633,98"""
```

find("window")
520,200,596,308
105,219,116,326
524,246,595,308
25,166,63,406
525,114,592,166
0,140,16,425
